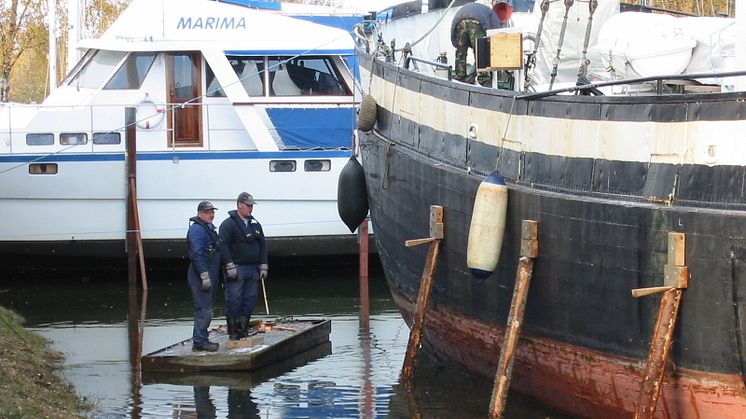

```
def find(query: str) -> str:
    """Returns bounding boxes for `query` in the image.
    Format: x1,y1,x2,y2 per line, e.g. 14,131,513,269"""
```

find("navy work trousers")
187,263,219,346
225,263,259,319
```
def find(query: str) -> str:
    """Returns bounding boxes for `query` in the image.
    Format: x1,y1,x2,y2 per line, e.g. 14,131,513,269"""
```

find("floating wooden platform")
142,341,332,388
142,319,331,373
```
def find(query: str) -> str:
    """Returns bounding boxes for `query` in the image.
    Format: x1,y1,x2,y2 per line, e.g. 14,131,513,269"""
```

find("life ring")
135,94,165,129
357,94,377,132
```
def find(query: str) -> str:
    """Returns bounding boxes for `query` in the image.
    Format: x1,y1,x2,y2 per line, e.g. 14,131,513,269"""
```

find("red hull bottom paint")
391,290,746,418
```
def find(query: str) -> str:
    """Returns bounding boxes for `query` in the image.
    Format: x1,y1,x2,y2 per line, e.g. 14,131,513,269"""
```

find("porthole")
269,160,296,172
304,159,331,172
29,163,58,175
60,133,88,145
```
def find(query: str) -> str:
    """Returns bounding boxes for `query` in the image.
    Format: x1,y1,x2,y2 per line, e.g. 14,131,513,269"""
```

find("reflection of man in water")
193,386,216,418
228,387,260,418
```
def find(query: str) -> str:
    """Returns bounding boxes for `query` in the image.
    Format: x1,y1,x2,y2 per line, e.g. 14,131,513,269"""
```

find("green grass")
0,306,91,418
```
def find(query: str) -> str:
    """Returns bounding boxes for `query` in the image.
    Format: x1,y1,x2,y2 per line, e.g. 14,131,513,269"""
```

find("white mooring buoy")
467,171,508,279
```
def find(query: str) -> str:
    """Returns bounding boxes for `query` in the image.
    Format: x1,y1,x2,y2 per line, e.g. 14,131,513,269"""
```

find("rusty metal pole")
633,232,688,419
401,205,444,381
489,220,539,418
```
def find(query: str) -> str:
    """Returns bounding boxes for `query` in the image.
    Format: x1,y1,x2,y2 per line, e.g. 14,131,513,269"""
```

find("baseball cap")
197,201,218,212
237,192,257,205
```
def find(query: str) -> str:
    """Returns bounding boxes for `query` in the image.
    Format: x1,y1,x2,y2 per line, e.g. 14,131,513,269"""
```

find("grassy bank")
0,306,90,418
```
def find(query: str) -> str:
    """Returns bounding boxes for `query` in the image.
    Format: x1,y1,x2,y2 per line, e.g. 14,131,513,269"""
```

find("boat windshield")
104,52,157,90
268,56,349,96
68,50,126,89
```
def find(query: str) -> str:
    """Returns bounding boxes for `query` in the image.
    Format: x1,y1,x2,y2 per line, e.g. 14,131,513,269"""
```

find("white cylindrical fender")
467,171,508,280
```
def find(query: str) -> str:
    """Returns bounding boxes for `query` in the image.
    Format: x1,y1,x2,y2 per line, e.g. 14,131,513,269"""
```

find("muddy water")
0,257,570,418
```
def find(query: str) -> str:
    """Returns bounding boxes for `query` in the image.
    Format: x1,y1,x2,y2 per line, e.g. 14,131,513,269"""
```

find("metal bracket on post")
402,205,444,381
632,232,688,419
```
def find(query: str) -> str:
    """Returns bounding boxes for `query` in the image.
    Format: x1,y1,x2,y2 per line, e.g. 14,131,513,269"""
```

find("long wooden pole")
401,205,444,381
489,220,539,418
634,289,683,418
633,232,688,419
401,239,441,380
129,178,148,291
489,257,535,417
359,218,370,329
126,108,138,291
261,276,269,315
126,107,148,291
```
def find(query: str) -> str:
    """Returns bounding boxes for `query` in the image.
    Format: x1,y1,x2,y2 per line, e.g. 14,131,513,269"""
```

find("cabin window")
228,56,265,96
104,52,157,89
304,160,331,172
29,163,58,175
60,133,88,145
269,160,296,172
26,133,54,145
92,132,121,145
269,56,349,96
69,50,126,89
205,64,225,97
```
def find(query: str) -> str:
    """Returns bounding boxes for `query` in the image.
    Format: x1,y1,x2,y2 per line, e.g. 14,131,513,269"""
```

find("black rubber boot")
192,341,219,352
237,316,249,339
227,317,240,341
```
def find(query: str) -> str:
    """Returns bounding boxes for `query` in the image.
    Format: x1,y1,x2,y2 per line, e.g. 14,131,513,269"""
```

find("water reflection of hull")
142,341,332,388
142,319,331,372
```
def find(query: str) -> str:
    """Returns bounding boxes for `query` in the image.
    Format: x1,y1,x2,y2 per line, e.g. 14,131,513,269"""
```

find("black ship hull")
358,52,746,417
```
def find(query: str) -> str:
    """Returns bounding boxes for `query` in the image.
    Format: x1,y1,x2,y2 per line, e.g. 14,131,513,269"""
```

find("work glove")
259,264,268,281
224,262,238,281
199,272,211,291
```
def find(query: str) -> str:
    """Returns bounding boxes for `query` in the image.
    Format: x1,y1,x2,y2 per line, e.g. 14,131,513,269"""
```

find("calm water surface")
0,257,570,418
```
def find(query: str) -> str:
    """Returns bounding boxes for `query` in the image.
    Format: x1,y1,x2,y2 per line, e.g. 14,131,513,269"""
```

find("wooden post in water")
632,232,688,419
632,233,689,419
125,107,148,291
126,108,138,290
401,205,444,381
489,220,539,418
359,217,370,329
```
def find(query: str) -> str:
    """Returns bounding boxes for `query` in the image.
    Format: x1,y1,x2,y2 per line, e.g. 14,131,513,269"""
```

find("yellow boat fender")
135,93,165,129
357,94,377,132
467,171,508,279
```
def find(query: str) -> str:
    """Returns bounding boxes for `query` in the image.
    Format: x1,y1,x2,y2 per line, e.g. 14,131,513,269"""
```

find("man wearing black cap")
219,192,268,341
186,201,237,351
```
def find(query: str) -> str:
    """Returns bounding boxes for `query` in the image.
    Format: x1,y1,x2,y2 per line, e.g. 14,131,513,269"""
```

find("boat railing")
0,102,263,155
403,56,452,81
518,70,746,100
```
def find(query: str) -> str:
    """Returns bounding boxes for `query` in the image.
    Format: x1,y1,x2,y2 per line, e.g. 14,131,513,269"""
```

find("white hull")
0,0,364,257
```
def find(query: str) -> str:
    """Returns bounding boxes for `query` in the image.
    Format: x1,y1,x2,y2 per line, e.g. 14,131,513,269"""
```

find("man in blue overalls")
219,192,268,341
186,201,237,351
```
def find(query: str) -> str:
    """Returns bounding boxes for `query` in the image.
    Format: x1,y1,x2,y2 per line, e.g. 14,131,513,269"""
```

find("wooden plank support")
633,232,688,419
488,220,538,418
402,205,444,381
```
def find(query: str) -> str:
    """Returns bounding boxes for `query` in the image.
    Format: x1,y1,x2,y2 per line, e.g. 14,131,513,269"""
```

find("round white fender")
135,94,165,129
467,171,508,280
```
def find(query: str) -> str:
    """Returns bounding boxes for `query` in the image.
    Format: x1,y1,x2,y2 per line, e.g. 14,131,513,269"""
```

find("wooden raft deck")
142,319,331,373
